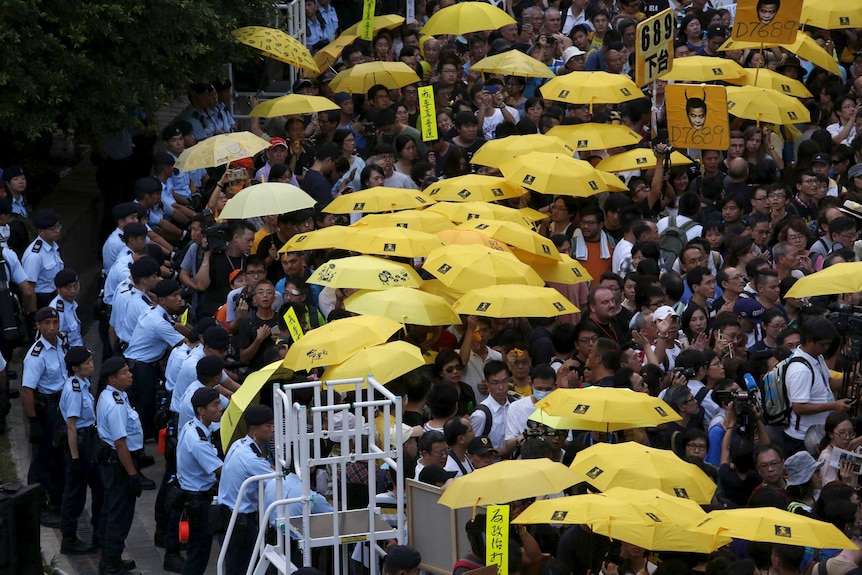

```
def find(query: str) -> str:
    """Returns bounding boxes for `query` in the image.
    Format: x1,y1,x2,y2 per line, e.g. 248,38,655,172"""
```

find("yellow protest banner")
361,0,375,41
418,86,438,142
666,84,730,150
486,505,509,575
179,308,189,326
731,0,801,45
283,306,305,342
635,8,675,87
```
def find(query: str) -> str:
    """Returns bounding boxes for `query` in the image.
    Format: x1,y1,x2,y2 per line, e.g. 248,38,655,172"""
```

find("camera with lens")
204,222,231,254
712,388,757,432
672,366,696,379
363,121,376,137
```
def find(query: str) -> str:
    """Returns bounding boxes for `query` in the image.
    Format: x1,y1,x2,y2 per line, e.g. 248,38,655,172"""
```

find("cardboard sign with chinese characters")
635,8,675,87
666,84,730,150
486,505,509,575
418,86,438,142
731,0,801,45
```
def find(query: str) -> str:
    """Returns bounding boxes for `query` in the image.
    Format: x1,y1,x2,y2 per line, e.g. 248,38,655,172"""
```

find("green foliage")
0,0,279,140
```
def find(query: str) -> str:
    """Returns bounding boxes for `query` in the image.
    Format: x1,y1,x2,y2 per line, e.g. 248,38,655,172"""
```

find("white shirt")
470,396,509,451
482,106,520,141
785,347,833,440
827,122,857,146
505,396,538,440
461,347,503,402
444,452,474,477
562,6,593,35
612,238,633,275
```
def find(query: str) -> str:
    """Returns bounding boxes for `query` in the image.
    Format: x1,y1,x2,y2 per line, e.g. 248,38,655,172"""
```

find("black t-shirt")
301,169,332,208
235,312,281,372
556,521,611,575
202,252,246,316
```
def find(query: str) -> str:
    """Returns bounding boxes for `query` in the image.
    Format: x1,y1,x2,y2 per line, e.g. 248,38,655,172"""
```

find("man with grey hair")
772,242,802,281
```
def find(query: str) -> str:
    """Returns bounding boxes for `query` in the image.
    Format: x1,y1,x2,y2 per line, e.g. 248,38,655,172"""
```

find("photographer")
199,221,254,316
658,349,721,430
235,280,282,372
225,255,283,335
707,379,769,466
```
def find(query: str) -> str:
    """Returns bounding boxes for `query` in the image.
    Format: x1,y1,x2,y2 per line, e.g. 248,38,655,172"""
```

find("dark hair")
551,323,576,355
433,349,462,379
681,303,708,342
360,164,385,189
799,316,838,344
484,360,510,380
443,415,469,446
425,382,459,419
418,430,445,453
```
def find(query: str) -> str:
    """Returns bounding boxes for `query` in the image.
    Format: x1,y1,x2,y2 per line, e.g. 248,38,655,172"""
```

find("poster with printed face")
666,84,730,150
731,0,802,45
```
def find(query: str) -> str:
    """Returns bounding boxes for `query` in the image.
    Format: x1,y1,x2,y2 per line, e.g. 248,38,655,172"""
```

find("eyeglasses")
768,193,786,199
682,396,697,404
835,430,857,439
757,460,783,470
686,443,708,451
444,365,463,373
578,336,599,343
729,274,747,281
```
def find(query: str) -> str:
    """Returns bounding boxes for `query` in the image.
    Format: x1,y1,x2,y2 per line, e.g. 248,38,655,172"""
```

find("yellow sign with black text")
635,8,675,87
666,84,730,150
486,505,509,575
361,0,375,41
418,86,438,142
731,0,801,45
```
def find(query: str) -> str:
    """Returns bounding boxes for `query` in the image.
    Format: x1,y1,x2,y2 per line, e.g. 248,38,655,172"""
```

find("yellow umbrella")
349,226,445,258
341,14,405,37
726,86,811,125
520,207,549,222
324,186,434,214
423,174,529,202
232,26,320,73
471,135,573,168
530,254,592,285
546,123,643,151
453,285,578,318
279,226,353,253
249,94,339,117
471,50,555,79
307,255,423,290
174,132,271,171
419,279,466,307
454,220,560,261
728,69,812,98
533,387,680,431
322,341,425,390
689,507,857,550
344,288,459,326
785,262,862,298
220,360,295,448
427,201,533,227
513,494,646,526
659,55,745,82
350,210,454,233
801,0,862,29
423,244,544,290
282,314,402,370
218,182,317,219
719,36,841,76
500,152,628,197
421,2,516,36
329,62,421,93
314,34,360,71
436,228,515,254
437,459,583,509
570,442,717,504
541,72,643,110
597,149,695,173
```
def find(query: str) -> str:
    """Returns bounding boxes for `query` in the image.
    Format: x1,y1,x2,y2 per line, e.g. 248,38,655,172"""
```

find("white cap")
654,305,680,321
562,46,586,63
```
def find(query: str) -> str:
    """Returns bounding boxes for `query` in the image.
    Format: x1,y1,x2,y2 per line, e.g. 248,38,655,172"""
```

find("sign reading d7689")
635,8,675,87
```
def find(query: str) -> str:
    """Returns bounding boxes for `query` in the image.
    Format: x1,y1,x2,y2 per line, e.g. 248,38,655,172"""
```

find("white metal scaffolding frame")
217,375,406,575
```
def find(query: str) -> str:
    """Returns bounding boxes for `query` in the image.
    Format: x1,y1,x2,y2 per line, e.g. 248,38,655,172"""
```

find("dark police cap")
196,355,224,379
123,222,149,239
32,209,60,230
129,256,160,278
146,243,166,266
64,346,92,369
34,307,59,323
191,387,220,410
384,546,422,573
244,404,274,427
190,317,218,340
0,198,12,216
54,268,78,287
161,124,183,141
111,202,138,221
175,120,193,136
101,356,128,378
153,279,181,298
135,176,162,195
153,151,175,167
203,326,230,350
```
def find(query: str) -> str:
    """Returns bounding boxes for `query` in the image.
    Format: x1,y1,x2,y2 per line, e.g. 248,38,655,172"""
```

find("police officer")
50,268,84,347
217,404,275,574
0,232,33,431
96,356,143,575
110,257,160,355
165,317,217,403
102,202,140,274
21,306,68,527
22,209,64,307
58,346,101,555
104,222,149,309
124,278,188,440
176,387,224,575
178,355,227,427
171,326,231,416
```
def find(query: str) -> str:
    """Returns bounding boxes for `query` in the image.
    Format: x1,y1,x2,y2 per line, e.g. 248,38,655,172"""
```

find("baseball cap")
384,546,422,573
418,465,456,486
467,436,497,456
811,153,831,165
653,305,680,321
269,137,287,149
733,298,765,322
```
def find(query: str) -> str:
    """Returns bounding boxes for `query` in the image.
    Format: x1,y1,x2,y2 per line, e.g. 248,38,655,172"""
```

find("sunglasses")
444,365,464,373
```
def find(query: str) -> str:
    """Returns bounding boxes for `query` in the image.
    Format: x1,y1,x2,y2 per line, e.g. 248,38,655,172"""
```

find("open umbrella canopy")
322,341,425,390
175,132,271,171
471,50,555,79
419,279,466,307
437,459,583,509
344,288,459,326
533,387,680,431
307,255,423,290
546,123,643,151
282,314,402,370
279,226,352,253
325,187,434,213
454,220,560,261
726,86,811,125
423,244,544,290
427,201,534,227
471,135,573,169
437,228,514,253
719,36,841,76
422,174,528,202
785,262,862,298
220,360,295,448
659,55,745,82
541,72,643,107
341,14,405,37
597,149,694,172
689,507,857,550
529,254,592,285
218,182,317,219
570,442,717,504
350,210,454,233
728,69,813,98
421,2,516,36
329,61,421,93
800,0,862,29
232,26,319,73
314,34,360,71
453,285,578,318
348,227,444,258
249,94,340,117
501,152,627,196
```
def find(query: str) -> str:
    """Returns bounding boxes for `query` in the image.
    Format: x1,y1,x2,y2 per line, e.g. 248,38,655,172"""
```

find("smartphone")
226,168,247,182
485,85,500,95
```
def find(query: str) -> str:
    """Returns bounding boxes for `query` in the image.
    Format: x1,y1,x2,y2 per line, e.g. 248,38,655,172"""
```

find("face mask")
533,389,551,401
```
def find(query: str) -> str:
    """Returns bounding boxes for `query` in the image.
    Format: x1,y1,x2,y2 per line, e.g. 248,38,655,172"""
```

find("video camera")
204,222,231,254
712,388,757,435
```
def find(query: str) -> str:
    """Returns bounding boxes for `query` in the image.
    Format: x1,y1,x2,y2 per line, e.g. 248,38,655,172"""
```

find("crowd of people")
5,0,862,574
